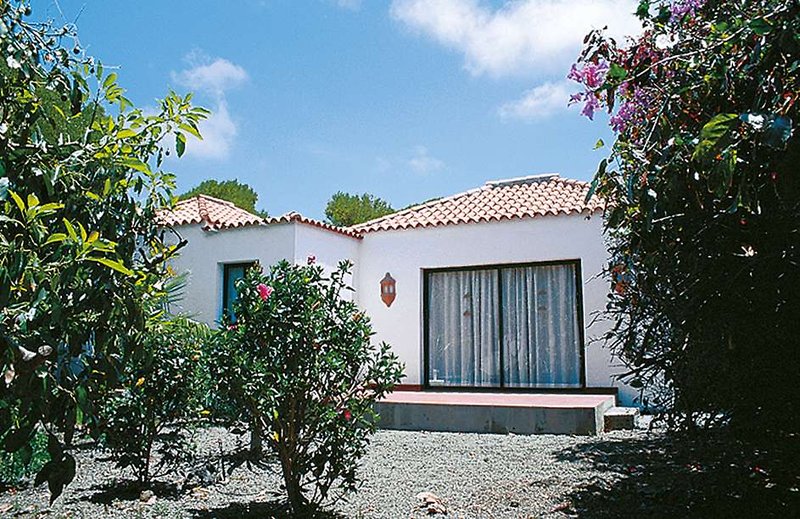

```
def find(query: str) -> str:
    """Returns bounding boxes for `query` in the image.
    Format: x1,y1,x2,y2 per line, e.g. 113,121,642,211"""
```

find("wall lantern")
380,272,396,307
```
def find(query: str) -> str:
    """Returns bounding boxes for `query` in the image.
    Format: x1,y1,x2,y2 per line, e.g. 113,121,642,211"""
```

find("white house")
160,174,635,408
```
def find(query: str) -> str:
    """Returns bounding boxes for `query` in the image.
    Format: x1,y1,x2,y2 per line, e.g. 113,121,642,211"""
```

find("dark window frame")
422,259,587,392
222,261,256,322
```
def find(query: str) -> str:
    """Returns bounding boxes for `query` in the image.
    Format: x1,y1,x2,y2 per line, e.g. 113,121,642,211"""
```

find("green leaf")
102,72,118,90
749,18,772,35
693,113,739,160
87,257,134,276
116,128,137,139
63,219,78,241
26,193,39,208
9,190,25,214
175,132,186,158
119,157,151,174
178,123,202,139
594,139,605,150
635,0,651,18
608,63,628,81
44,233,68,246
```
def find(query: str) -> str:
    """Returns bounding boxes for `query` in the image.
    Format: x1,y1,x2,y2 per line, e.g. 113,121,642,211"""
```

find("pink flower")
342,409,352,421
257,283,273,301
227,324,238,331
307,255,316,265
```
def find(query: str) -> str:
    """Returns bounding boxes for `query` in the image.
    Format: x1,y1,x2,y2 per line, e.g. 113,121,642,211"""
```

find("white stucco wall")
293,224,361,282
353,213,634,405
166,222,360,326
167,212,634,405
167,223,295,325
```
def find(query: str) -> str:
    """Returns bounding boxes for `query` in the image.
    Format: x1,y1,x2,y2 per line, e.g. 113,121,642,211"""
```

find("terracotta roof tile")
157,195,264,231
351,174,603,234
265,212,362,239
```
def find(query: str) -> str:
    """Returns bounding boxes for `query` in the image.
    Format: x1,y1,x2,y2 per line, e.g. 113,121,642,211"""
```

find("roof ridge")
265,211,362,239
353,174,602,234
194,193,238,207
485,173,559,187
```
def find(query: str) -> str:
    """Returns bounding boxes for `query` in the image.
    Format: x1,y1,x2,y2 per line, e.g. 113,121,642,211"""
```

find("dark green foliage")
576,0,800,432
180,179,268,218
99,291,211,484
0,429,48,488
0,0,207,499
211,260,404,513
324,191,394,227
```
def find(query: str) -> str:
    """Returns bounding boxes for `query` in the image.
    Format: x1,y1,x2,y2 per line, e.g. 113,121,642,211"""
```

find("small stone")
191,487,209,499
416,491,447,515
139,489,156,504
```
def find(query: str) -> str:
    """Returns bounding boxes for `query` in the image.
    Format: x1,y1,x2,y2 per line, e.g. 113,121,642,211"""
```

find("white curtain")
427,269,500,387
427,263,581,388
501,265,581,388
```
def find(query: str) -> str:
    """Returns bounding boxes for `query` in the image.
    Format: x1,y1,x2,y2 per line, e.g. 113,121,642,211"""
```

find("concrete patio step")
375,391,616,435
603,406,639,431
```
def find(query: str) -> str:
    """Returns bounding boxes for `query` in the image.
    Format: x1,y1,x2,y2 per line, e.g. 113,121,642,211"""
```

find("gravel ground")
0,424,655,518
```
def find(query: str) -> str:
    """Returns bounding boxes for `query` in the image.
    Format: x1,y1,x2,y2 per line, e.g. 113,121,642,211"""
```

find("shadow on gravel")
190,500,346,519
78,480,182,505
555,431,800,518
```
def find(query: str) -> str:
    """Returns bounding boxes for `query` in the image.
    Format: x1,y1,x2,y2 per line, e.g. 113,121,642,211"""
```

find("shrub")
571,0,800,431
0,429,49,488
213,259,403,513
99,304,210,484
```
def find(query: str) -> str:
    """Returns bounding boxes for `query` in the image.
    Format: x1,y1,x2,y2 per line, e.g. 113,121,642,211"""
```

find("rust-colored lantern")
380,272,396,307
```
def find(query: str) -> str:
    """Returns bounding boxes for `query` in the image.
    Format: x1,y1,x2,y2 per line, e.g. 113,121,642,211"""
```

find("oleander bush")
211,259,403,513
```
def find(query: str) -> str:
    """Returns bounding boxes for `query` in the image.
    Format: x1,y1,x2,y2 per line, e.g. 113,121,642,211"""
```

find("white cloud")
172,56,248,97
498,80,572,121
390,0,639,77
408,146,445,174
172,53,248,160
189,101,238,159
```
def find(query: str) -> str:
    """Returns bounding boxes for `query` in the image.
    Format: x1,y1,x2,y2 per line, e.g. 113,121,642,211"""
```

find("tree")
212,259,403,513
180,179,268,218
0,1,207,500
572,0,799,432
324,191,394,227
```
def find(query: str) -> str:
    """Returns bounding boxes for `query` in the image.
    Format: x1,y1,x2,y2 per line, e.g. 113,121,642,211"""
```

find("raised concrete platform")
603,406,639,431
375,391,616,435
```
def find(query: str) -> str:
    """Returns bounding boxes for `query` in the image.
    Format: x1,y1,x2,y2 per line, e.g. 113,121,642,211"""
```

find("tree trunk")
250,415,263,457
280,448,307,513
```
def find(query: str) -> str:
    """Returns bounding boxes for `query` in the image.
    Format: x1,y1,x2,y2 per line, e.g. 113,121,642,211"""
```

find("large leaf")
87,257,134,276
693,113,739,160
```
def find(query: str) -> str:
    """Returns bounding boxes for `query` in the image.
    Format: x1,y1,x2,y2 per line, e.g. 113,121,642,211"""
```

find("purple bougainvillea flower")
581,95,600,120
582,61,609,89
669,0,705,23
257,283,273,301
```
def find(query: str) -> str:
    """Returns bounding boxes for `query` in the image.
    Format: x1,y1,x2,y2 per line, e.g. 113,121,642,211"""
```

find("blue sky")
49,0,639,219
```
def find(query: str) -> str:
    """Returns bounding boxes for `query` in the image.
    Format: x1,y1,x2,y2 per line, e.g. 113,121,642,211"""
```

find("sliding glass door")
425,261,583,389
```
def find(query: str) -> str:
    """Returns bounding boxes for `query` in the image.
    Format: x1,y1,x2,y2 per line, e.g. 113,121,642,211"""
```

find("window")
222,262,255,321
425,261,583,389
